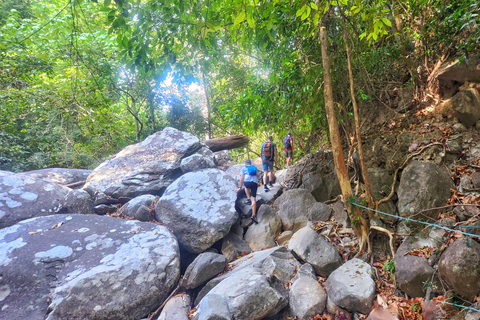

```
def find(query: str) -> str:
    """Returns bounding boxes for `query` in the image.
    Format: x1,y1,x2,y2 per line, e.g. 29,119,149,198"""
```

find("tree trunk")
319,26,370,253
148,86,156,134
343,24,374,215
202,135,249,152
202,72,212,139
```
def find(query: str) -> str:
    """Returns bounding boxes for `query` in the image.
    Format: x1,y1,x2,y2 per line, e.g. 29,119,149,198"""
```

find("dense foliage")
0,0,478,171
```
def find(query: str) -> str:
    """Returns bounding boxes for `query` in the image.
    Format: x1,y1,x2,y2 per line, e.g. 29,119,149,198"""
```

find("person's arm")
236,173,245,192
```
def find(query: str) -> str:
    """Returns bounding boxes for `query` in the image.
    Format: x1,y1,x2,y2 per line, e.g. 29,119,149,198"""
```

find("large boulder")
438,238,480,300
397,161,453,220
180,146,216,173
0,171,92,229
116,194,158,222
154,168,238,253
83,127,202,200
195,246,300,306
289,264,327,320
325,258,375,315
158,293,191,320
395,236,437,297
288,225,343,277
19,168,92,188
181,252,227,289
221,232,252,262
367,167,398,224
0,214,180,320
244,204,282,251
451,88,480,127
193,268,288,320
274,189,318,232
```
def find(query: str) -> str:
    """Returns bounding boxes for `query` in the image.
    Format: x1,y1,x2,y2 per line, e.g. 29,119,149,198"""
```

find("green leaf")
310,2,318,10
247,16,255,28
301,6,311,21
104,0,111,7
296,6,305,17
234,11,246,25
382,18,391,27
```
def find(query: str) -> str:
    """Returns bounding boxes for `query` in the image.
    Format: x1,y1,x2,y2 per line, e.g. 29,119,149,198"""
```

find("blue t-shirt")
241,166,258,183
260,141,276,162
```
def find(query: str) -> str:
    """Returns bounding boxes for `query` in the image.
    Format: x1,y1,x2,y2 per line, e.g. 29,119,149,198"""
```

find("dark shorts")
285,150,293,158
262,160,274,171
244,181,258,197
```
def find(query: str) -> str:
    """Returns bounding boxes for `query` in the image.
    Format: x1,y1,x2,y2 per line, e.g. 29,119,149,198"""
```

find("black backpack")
284,136,291,149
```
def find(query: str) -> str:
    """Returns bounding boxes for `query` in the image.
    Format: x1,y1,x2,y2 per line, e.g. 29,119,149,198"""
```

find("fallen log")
202,135,249,152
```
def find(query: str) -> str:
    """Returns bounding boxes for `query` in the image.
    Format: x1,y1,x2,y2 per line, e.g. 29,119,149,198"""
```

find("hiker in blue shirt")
260,135,277,192
236,159,259,224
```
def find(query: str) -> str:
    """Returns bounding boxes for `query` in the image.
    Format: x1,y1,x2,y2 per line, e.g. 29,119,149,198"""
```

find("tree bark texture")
319,26,370,252
343,25,374,215
202,135,249,152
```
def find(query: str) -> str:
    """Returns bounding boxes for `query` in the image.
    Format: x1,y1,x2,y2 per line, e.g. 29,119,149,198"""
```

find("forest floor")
280,98,480,319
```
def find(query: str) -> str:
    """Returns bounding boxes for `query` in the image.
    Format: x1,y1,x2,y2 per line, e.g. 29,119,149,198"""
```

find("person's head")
287,131,291,136
268,135,273,141
245,159,252,165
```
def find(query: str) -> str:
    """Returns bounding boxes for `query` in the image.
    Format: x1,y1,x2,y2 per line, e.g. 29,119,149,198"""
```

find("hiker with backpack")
260,135,277,192
236,159,259,224
284,131,293,168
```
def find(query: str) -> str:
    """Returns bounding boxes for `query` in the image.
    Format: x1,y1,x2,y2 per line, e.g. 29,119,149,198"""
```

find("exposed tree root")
376,142,444,210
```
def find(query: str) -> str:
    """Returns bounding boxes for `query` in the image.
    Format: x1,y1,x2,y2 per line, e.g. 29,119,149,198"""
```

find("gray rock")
274,189,317,232
182,252,227,289
60,188,95,215
465,302,480,320
0,171,89,229
195,268,288,320
192,294,231,320
438,238,480,300
309,202,332,222
289,264,326,320
333,200,350,227
451,88,480,127
180,146,216,173
429,218,456,240
302,170,342,202
276,230,293,246
472,172,480,188
289,225,343,277
158,293,191,320
84,127,202,200
453,122,468,133
325,258,375,314
117,194,158,222
326,297,352,320
221,232,252,262
446,137,463,154
195,246,300,306
476,120,480,131
244,205,282,251
258,183,283,205
0,214,180,320
394,236,437,297
19,168,92,188
397,161,453,221
460,174,475,193
367,167,398,224
213,150,233,167
155,168,238,253
275,169,288,186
